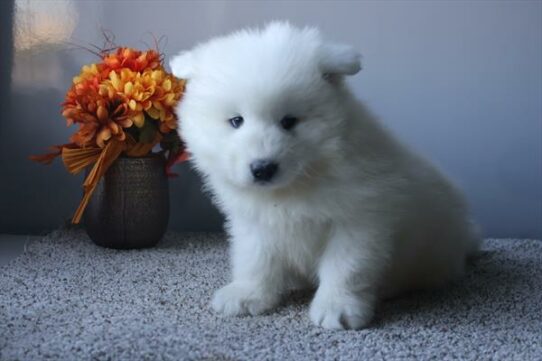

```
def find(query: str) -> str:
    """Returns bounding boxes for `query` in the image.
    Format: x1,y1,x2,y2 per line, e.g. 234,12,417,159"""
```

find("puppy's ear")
319,43,362,79
169,51,194,79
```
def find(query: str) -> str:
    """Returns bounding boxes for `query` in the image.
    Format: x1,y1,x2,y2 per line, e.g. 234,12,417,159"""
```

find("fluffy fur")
170,22,479,330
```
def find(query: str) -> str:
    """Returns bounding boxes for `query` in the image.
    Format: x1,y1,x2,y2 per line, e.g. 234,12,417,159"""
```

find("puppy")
170,22,479,330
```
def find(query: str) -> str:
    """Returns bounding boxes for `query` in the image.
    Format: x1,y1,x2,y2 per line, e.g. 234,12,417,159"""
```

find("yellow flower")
99,69,152,128
143,69,185,133
98,67,185,132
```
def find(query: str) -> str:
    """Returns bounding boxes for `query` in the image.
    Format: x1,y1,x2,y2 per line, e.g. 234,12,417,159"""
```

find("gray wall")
1,0,541,238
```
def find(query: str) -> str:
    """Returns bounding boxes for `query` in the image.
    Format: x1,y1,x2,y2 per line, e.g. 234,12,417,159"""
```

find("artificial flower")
32,44,188,223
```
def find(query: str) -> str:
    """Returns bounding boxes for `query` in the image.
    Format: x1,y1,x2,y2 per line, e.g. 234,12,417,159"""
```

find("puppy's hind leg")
212,221,286,317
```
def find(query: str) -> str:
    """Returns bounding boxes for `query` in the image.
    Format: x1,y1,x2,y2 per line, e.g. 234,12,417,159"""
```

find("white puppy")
170,22,479,330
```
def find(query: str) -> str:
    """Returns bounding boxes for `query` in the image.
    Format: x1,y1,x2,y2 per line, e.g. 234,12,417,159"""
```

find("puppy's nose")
250,160,279,182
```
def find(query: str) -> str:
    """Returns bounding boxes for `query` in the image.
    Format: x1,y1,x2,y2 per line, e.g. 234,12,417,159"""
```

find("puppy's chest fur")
256,216,332,281
223,183,351,280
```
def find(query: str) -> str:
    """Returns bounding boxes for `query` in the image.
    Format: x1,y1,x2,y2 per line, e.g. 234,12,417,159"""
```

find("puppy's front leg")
212,221,285,316
309,226,388,330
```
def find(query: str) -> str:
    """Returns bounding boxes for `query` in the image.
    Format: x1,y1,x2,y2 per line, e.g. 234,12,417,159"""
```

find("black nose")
250,160,279,182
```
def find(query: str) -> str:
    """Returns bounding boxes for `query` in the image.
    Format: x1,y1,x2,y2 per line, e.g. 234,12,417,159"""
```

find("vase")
83,154,169,249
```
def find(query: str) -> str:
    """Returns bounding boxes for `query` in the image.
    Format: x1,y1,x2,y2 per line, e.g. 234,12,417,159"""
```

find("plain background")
1,0,541,238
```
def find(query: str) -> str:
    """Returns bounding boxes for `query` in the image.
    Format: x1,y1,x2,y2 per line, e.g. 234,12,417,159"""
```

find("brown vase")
83,154,169,249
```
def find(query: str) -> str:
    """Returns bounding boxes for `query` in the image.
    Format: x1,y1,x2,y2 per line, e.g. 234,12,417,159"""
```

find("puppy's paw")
309,291,374,330
211,282,279,316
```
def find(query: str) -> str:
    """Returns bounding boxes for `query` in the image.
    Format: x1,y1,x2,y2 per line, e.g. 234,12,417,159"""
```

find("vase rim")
118,152,165,160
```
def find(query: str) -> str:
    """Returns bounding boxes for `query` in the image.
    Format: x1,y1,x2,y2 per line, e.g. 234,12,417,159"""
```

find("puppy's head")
170,22,361,191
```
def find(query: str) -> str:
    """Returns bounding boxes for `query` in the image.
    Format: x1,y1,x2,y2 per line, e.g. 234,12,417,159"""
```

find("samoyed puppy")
169,22,479,330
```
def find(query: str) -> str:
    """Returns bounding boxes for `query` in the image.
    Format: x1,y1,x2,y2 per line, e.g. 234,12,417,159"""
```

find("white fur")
170,22,480,330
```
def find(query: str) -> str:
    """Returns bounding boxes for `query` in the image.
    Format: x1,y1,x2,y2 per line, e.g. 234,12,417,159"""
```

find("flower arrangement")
31,46,188,224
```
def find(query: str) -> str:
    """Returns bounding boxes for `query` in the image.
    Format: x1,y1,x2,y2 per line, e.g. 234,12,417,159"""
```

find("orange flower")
102,47,161,73
63,78,133,148
72,63,108,87
144,70,185,133
100,68,152,127
97,67,185,132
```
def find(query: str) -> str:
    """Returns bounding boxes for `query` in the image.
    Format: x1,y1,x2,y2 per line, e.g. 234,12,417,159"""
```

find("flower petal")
109,122,120,135
162,79,171,91
110,71,121,90
146,107,160,119
133,112,145,128
97,106,109,122
117,118,133,128
97,127,111,148
124,82,133,96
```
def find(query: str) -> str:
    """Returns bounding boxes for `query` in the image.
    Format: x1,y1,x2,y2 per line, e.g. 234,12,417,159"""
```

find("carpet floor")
0,230,541,360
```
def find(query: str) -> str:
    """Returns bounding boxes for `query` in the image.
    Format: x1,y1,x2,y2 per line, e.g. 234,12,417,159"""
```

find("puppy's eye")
280,115,298,131
229,116,244,129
